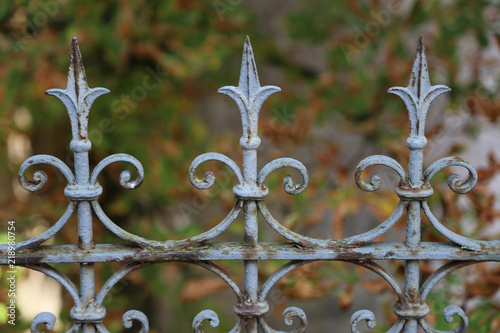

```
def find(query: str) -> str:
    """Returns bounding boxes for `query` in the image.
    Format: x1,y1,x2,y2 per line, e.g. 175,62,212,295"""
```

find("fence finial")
45,37,109,150
218,36,280,150
388,35,450,149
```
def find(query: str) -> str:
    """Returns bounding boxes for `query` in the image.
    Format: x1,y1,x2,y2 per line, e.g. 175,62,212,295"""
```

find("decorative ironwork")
1,34,500,333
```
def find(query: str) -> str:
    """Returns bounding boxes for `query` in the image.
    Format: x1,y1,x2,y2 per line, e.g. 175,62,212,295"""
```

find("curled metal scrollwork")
258,158,309,195
259,199,406,246
15,202,76,250
31,312,56,333
24,264,82,332
93,263,152,333
95,261,243,333
259,260,403,333
257,261,312,333
19,154,75,192
342,200,407,245
95,262,152,307
30,315,80,333
423,157,478,194
419,305,468,333
418,261,477,333
92,199,242,247
194,261,242,299
354,155,406,192
24,264,82,308
189,152,244,189
122,310,150,333
422,202,483,251
420,261,477,301
95,311,150,333
16,154,77,249
192,310,221,333
348,260,406,333
349,260,403,298
350,310,377,333
260,260,312,300
91,153,145,190
281,307,308,333
258,201,324,247
91,200,151,247
259,307,308,333
192,311,245,333
350,311,405,333
192,261,245,333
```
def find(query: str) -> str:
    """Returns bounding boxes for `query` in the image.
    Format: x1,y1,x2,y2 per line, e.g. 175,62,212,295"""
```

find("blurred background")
1,0,500,332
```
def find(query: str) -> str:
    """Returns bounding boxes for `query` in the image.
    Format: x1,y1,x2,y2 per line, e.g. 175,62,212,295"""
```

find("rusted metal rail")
2,36,499,332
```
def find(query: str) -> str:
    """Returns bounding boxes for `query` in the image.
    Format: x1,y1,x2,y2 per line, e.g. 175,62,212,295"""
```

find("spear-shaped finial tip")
237,35,260,102
70,37,82,65
417,34,425,55
67,36,89,97
388,34,450,146
70,37,82,62
45,38,109,143
407,34,430,99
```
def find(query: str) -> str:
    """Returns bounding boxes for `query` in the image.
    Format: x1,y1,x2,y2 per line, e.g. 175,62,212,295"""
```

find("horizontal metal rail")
1,242,499,264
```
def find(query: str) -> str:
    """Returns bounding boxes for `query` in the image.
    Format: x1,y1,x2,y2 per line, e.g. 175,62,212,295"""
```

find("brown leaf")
337,285,354,311
467,95,500,122
361,278,390,294
466,264,500,297
180,277,229,302
332,201,348,239
285,278,334,300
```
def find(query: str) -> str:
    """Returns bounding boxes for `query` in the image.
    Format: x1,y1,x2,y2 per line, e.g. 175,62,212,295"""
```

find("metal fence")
2,35,499,333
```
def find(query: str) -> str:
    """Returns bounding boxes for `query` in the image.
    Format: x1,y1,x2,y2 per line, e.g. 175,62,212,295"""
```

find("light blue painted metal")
352,36,476,333
2,35,499,333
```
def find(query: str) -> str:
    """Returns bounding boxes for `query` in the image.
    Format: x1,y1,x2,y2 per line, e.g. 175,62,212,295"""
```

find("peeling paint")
3,36,499,332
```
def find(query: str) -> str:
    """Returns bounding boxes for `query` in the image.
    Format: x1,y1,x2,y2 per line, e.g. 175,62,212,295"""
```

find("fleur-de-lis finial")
388,35,450,150
45,37,109,152
218,36,280,150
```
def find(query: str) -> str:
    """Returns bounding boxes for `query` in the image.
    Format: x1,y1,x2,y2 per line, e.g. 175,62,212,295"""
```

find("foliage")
1,0,500,331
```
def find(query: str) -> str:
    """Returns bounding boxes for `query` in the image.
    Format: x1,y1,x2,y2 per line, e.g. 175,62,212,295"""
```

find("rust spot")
234,299,269,317
393,287,430,319
354,167,362,180
20,253,46,264
70,38,85,100
337,250,375,261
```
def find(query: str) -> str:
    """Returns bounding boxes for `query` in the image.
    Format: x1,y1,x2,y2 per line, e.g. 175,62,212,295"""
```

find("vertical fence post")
45,38,109,331
389,36,451,330
219,36,280,332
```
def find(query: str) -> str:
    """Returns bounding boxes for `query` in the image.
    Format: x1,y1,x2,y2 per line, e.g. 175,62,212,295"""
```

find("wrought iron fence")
1,35,500,333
